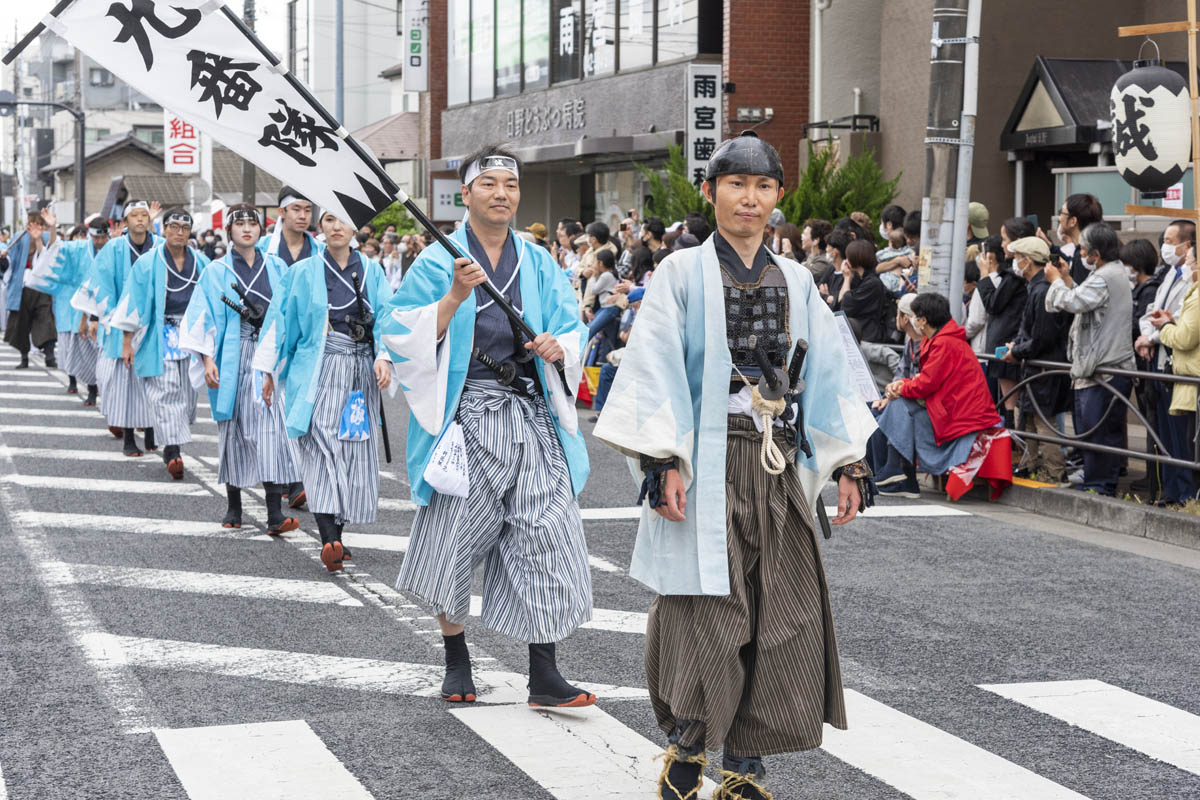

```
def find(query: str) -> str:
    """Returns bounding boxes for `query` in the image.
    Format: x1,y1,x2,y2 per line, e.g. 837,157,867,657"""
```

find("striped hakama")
97,356,153,429
63,332,99,385
217,326,300,487
144,357,197,446
294,331,380,524
397,379,592,644
56,332,74,370
645,415,847,757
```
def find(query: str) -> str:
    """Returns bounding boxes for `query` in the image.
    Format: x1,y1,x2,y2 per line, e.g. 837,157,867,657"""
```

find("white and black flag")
32,0,397,227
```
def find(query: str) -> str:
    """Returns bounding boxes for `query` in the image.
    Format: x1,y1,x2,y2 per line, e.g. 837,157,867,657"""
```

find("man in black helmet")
594,132,878,800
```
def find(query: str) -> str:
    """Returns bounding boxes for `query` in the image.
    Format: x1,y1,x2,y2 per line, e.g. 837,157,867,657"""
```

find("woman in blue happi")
109,208,209,479
182,203,302,534
253,211,394,573
379,145,594,710
72,200,163,455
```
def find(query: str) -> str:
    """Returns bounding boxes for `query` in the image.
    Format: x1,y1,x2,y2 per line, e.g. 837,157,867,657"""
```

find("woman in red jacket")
871,292,1002,496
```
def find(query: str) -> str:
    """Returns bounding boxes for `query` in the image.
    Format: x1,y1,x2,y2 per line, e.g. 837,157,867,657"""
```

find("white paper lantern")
1111,59,1192,198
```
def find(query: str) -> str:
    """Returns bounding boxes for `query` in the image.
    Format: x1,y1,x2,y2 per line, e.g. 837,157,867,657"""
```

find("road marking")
377,497,417,512
2,474,211,496
0,424,217,442
14,510,232,537
5,447,163,462
451,704,715,800
0,405,216,424
44,561,362,607
848,504,971,518
821,690,1091,800
0,761,6,800
155,720,375,800
95,633,649,703
0,391,81,404
979,679,1200,777
469,596,646,635
0,380,69,388
580,506,642,520
587,554,623,573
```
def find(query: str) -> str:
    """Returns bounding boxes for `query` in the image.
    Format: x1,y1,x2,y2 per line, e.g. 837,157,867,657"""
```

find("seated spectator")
833,239,888,343
819,228,852,300
630,245,655,286
589,286,644,422
801,218,833,280
776,222,805,262
683,212,712,243
1150,242,1200,507
876,228,914,294
872,293,1003,497
1001,236,1072,483
767,209,786,252
672,232,700,250
1044,221,1136,496
584,249,621,359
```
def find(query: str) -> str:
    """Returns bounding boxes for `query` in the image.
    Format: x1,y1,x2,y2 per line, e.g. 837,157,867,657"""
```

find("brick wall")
724,0,811,188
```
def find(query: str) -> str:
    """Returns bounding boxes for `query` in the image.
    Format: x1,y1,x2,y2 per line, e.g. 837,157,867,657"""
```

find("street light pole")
73,47,85,223
335,0,344,123
241,0,257,205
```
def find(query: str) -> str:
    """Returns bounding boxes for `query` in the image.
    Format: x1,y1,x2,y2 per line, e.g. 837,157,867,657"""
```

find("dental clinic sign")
686,63,722,186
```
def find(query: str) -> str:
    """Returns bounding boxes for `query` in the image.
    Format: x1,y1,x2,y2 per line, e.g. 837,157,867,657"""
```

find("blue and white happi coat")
26,238,103,334
256,226,321,265
593,236,877,597
107,243,210,380
251,251,394,438
378,227,590,506
4,231,52,312
71,234,164,359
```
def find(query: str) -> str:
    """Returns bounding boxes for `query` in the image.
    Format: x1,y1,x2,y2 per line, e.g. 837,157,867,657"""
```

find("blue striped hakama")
98,355,153,428
63,332,98,385
397,379,593,644
144,355,197,445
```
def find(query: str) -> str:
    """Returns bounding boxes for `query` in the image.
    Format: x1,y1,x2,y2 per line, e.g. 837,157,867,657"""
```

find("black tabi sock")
223,486,242,526
264,483,285,527
441,632,476,701
67,375,77,391
527,642,587,700
143,427,156,451
314,513,338,545
162,444,180,464
721,754,765,778
85,384,98,403
122,428,141,455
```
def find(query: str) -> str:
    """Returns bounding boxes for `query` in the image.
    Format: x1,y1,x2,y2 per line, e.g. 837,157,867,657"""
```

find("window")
134,127,164,147
84,128,111,143
584,0,615,77
656,0,698,62
89,67,114,87
523,0,550,90
496,0,523,96
551,0,581,84
447,0,471,105
470,0,495,101
619,0,653,71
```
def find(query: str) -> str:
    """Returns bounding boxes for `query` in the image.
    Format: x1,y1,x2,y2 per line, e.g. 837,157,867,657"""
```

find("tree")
635,143,715,227
778,140,901,237
368,201,419,234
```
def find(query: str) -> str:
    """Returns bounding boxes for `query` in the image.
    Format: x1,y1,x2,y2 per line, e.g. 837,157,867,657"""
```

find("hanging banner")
40,0,397,227
403,0,429,92
163,109,199,174
686,63,722,186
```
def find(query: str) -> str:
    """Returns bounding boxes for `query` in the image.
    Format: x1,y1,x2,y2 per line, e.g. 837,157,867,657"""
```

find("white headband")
463,155,519,186
279,195,310,209
124,201,150,216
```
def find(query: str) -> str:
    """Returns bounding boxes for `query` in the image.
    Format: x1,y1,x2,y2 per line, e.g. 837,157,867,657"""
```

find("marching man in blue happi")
181,203,302,534
108,208,210,480
594,133,878,800
379,145,596,709
72,200,163,456
253,211,394,573
3,211,56,369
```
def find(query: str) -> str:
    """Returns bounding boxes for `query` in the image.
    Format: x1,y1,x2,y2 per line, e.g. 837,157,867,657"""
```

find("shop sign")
505,98,587,138
164,110,199,174
433,177,466,221
686,63,722,185
403,0,430,93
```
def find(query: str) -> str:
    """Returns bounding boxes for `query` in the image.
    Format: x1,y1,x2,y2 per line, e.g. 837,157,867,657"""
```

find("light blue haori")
26,237,101,333
257,226,322,266
252,250,395,438
107,243,210,379
70,233,163,358
4,231,51,311
181,250,290,421
377,226,590,506
593,236,877,597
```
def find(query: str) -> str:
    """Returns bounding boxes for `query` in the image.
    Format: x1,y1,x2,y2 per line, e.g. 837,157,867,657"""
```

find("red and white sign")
1164,182,1184,209
164,110,200,174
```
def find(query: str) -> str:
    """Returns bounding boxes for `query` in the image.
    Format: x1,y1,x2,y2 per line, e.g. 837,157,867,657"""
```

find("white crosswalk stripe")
155,720,376,800
13,511,231,536
980,680,1200,777
0,380,70,388
2,474,211,496
0,391,85,404
0,405,217,423
0,424,218,442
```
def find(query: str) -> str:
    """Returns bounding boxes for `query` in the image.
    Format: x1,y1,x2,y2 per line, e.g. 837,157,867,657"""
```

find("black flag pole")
4,0,80,65
392,188,574,399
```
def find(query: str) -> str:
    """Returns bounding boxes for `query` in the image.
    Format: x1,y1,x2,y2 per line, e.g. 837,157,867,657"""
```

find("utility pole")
241,0,257,205
73,47,85,223
287,0,297,74
335,0,344,123
945,0,981,322
13,33,24,226
917,0,973,318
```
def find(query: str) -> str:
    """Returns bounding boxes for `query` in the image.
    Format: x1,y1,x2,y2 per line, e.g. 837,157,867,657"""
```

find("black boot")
43,345,56,369
83,384,98,406
527,642,596,708
441,631,477,703
143,427,157,452
223,486,243,529
263,483,298,535
314,513,343,571
163,444,183,479
658,721,707,800
14,354,27,369
122,428,143,457
67,375,78,394
715,756,770,800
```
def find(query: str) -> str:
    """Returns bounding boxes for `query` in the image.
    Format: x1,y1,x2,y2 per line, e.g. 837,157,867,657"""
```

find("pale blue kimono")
378,227,589,507
27,238,102,334
108,243,211,379
593,237,877,596
256,227,321,264
4,231,50,311
252,251,393,438
71,234,163,359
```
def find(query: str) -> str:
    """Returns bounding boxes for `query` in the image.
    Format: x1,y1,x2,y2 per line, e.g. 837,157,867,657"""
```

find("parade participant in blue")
109,208,209,479
379,145,594,708
594,132,878,800
72,200,162,455
182,203,301,534
3,210,57,370
253,211,393,572
27,218,109,404
257,185,320,510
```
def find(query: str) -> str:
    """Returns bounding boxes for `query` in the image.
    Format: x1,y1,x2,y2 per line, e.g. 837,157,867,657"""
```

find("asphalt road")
2,343,1200,799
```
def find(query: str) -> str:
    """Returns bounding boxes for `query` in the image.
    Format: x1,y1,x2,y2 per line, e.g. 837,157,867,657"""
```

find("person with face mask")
1044,221,1136,496
1150,243,1200,506
1053,193,1104,285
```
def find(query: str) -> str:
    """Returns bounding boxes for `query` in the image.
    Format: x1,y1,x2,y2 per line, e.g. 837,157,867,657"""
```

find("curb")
995,482,1200,550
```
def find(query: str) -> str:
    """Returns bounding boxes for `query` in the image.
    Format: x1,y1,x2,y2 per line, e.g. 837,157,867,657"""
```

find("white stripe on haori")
397,380,592,643
217,331,300,487
63,332,98,385
294,332,380,524
96,356,153,428
144,358,197,446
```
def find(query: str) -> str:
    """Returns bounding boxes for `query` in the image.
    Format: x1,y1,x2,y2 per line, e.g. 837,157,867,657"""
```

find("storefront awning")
430,129,683,173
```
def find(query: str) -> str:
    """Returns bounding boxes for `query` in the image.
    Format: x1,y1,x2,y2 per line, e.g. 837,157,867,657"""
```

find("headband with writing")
463,155,519,186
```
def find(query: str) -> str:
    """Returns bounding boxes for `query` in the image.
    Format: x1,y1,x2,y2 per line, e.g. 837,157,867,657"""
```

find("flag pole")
3,0,81,65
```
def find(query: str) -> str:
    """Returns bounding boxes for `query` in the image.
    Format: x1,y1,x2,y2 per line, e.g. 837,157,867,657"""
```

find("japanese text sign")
403,0,429,93
163,110,199,173
686,63,722,186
